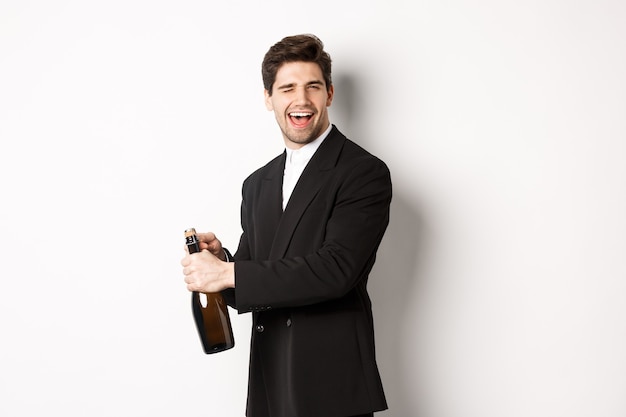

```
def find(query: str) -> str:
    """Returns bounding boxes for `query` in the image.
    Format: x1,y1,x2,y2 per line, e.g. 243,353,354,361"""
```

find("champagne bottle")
185,228,235,354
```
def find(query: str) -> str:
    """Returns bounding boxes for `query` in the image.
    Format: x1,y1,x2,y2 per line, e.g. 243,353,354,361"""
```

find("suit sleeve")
233,156,392,313
220,248,237,308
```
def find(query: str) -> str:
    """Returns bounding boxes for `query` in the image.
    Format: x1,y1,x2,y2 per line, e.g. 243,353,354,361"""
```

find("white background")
1,1,625,416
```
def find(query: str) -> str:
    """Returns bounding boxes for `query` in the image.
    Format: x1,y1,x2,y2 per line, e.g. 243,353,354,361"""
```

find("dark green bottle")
185,228,235,354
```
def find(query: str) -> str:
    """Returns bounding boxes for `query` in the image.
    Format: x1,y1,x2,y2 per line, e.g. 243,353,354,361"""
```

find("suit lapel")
268,127,345,260
252,153,285,259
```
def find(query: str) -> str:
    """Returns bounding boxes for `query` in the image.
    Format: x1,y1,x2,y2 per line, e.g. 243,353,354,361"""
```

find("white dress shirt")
282,124,332,210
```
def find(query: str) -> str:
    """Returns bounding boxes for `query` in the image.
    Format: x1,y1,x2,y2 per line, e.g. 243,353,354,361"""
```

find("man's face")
265,61,334,149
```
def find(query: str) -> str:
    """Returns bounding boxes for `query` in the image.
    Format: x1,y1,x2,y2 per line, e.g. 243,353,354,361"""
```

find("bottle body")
185,228,235,354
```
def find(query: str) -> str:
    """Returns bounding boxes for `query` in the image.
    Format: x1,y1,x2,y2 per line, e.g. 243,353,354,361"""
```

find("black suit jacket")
224,126,391,417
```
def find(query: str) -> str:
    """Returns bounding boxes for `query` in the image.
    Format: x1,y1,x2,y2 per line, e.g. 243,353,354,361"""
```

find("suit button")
286,318,292,327
255,325,265,333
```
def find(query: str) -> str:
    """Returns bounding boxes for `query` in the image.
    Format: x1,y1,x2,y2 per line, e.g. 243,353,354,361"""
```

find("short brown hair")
262,34,332,96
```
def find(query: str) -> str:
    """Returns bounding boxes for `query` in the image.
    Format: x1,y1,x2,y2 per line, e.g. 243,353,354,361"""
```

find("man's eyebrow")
276,83,296,90
307,80,324,86
276,80,324,90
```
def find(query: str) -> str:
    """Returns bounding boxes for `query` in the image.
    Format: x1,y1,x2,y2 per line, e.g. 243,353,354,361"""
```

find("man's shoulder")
336,134,389,173
322,126,389,168
243,152,284,184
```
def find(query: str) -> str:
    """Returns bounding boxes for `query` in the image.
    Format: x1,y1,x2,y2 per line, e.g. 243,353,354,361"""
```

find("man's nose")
293,86,311,103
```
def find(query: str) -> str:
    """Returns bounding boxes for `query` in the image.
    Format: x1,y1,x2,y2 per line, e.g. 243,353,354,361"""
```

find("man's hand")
195,232,227,261
182,232,234,293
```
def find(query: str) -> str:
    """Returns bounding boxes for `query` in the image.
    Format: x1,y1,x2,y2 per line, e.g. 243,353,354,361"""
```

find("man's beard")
279,116,326,147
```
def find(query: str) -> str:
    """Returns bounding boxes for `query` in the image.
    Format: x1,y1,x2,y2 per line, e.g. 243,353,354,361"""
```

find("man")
181,34,391,417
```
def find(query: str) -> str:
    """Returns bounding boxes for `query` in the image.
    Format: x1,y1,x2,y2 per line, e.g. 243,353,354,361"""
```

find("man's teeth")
290,112,312,117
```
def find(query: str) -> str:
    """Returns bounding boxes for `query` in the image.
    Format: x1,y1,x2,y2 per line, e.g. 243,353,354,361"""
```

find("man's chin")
284,130,315,146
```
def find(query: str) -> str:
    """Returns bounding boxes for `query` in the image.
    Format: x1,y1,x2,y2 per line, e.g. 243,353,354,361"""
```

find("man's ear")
326,84,334,107
264,89,273,111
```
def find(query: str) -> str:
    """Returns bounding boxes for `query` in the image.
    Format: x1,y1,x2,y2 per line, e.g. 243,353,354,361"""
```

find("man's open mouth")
289,111,313,128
